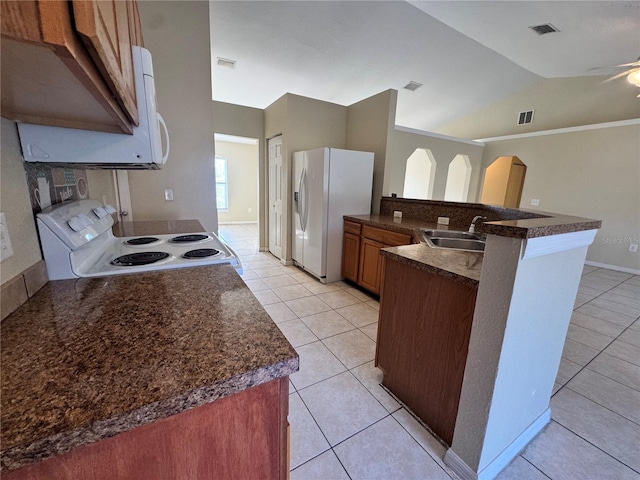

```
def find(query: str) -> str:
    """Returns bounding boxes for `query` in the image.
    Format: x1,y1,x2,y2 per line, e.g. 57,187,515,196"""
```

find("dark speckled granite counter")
382,244,483,286
346,200,600,284
0,264,298,471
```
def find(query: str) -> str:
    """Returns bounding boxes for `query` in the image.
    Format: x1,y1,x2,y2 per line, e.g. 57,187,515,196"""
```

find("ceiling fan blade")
604,68,640,82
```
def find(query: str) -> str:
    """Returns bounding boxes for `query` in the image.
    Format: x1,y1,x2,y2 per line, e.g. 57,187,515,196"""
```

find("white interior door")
112,170,133,222
268,136,283,259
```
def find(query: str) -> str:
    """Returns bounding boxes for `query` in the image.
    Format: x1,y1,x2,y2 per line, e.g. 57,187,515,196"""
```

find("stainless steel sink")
429,237,485,252
420,228,486,252
420,229,483,240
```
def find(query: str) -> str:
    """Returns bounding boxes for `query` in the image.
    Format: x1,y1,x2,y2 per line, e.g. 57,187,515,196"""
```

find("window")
215,155,228,211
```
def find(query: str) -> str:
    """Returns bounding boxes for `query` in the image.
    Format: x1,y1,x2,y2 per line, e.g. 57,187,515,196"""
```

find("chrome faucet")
468,215,486,233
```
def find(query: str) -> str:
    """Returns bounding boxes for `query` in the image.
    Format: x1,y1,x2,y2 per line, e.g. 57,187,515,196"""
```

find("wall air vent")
529,23,559,35
517,110,535,125
403,81,423,92
216,57,236,69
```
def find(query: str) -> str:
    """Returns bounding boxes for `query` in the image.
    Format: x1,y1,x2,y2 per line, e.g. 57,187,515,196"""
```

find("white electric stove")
36,199,241,280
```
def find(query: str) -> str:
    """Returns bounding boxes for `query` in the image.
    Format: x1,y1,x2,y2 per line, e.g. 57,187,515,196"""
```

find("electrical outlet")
164,189,174,201
0,213,14,261
248,208,252,213
531,199,540,206
630,244,638,253
393,210,402,218
437,217,450,225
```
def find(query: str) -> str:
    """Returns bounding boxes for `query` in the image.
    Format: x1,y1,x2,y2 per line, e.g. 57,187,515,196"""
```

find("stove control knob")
78,214,94,227
92,207,108,218
104,204,117,214
67,216,85,232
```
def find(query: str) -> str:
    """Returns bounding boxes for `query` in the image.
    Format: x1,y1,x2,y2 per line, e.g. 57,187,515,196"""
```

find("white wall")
129,1,218,231
450,234,590,476
481,122,640,272
214,140,259,223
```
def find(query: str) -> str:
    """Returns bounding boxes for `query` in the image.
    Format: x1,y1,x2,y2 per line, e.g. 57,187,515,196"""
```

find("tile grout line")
556,318,640,397
556,276,638,394
539,419,640,475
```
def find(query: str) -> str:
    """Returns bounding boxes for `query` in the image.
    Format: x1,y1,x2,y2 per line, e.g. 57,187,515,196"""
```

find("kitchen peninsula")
346,197,601,480
1,264,298,479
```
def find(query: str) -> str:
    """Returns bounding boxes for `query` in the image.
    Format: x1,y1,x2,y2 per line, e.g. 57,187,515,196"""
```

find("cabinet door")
73,0,139,126
341,232,360,282
0,0,134,133
358,238,385,295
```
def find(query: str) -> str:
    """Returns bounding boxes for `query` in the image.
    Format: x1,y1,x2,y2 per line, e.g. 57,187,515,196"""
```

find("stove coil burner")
169,234,210,243
111,251,171,266
125,237,160,246
183,248,220,259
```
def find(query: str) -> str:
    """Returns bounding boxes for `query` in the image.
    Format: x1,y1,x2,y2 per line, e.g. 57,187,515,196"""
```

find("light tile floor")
219,224,640,480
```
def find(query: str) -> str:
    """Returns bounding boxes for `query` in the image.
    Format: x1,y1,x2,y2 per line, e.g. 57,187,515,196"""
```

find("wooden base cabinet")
341,220,412,295
4,378,290,480
341,221,362,283
376,256,478,446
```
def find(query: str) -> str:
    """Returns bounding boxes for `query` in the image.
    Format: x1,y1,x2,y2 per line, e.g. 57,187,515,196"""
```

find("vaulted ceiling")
209,1,639,132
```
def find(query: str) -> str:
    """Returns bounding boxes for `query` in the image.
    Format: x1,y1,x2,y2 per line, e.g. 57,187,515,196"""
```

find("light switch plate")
393,210,402,218
437,216,450,225
164,189,174,201
0,212,14,261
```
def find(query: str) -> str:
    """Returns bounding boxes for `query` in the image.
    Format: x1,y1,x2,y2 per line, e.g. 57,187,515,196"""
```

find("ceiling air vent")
529,23,559,35
216,57,236,69
517,110,534,125
403,81,422,92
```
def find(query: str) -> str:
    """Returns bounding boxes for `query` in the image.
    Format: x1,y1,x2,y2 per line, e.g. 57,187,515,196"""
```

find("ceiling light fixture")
627,69,640,87
404,81,422,92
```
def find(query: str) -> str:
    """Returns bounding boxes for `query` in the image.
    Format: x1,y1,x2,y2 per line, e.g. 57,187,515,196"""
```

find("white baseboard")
218,221,258,225
584,261,640,275
444,409,551,480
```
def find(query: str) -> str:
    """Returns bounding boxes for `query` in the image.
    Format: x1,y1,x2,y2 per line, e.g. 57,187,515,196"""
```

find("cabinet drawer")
362,225,412,247
344,220,362,235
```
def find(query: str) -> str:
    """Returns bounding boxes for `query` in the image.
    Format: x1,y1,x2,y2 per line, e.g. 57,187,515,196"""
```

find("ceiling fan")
597,58,640,97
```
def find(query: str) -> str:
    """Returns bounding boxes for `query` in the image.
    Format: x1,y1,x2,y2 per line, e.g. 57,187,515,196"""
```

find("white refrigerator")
292,147,374,283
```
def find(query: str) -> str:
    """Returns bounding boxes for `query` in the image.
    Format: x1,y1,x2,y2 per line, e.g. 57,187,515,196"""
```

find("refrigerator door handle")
300,168,309,232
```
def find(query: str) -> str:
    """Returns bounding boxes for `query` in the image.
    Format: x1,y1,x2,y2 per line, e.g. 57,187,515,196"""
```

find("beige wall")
85,170,117,207
438,76,640,141
128,1,218,231
264,93,347,262
214,140,259,223
212,101,265,245
0,119,43,284
385,128,485,203
482,122,640,272
345,90,397,214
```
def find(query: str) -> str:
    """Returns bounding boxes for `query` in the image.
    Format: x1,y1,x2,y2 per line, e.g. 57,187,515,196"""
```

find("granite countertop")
0,264,298,472
346,206,600,284
112,219,205,237
345,215,482,283
345,214,440,242
381,244,483,286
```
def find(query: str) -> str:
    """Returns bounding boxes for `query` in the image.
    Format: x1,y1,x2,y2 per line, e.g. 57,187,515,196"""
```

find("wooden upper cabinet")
73,0,138,126
0,0,143,134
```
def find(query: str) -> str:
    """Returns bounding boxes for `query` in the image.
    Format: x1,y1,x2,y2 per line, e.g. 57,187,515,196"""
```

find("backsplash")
379,197,547,229
24,163,89,214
